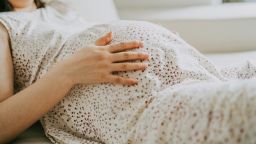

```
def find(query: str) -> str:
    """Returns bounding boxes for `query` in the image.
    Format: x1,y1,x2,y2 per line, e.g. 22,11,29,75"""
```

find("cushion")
45,0,119,23
114,0,222,9
118,3,256,53
11,122,51,144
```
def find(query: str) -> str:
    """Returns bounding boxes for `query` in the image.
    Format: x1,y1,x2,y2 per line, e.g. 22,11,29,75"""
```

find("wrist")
48,63,75,88
58,71,75,88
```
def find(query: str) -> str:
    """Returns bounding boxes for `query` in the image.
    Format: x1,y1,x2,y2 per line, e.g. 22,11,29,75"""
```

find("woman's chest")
11,18,87,90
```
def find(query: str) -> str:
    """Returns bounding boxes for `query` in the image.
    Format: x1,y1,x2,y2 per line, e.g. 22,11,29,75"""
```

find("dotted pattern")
1,6,256,144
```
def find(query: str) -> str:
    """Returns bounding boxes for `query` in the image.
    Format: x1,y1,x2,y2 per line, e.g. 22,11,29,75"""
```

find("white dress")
1,3,256,144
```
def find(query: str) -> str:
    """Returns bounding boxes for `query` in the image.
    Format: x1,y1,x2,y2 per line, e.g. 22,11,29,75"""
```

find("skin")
8,0,37,11
0,0,149,143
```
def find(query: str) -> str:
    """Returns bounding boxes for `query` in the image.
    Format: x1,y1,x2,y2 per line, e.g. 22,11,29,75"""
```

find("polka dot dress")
1,4,256,144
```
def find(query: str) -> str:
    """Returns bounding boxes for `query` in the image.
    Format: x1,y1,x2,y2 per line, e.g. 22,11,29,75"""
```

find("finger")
111,63,148,72
111,52,149,62
95,32,112,46
108,40,143,53
108,75,138,85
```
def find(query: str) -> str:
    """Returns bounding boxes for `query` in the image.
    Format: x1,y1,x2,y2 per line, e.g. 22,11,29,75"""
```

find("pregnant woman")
1,0,256,144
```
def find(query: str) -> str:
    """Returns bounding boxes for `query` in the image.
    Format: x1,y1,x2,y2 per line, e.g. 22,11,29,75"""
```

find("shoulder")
0,21,10,51
0,11,37,39
0,22,9,41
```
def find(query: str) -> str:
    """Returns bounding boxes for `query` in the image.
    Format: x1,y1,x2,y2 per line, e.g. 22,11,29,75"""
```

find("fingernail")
130,81,138,86
143,64,148,68
144,54,150,60
133,81,138,85
140,41,144,47
107,32,112,36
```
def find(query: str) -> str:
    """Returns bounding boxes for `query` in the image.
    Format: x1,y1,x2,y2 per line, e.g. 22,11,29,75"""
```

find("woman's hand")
55,32,149,86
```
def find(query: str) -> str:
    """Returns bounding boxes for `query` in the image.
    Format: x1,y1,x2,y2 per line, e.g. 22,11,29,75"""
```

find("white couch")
12,1,256,144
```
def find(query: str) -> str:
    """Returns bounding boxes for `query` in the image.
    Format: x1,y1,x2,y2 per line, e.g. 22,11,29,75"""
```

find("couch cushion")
45,0,119,23
114,0,222,9
119,3,256,53
62,0,119,22
11,122,51,144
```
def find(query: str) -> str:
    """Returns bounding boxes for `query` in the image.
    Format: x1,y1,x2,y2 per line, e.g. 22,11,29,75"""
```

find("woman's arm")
0,64,74,143
0,23,74,142
0,29,149,143
0,24,13,102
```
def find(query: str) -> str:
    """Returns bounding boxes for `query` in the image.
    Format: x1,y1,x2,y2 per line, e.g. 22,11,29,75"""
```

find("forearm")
0,66,74,143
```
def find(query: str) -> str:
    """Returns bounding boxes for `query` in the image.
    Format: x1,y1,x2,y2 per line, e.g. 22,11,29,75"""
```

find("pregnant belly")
40,20,220,143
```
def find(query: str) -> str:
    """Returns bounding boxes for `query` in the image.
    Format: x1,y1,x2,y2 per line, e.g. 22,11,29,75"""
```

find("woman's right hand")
54,32,149,86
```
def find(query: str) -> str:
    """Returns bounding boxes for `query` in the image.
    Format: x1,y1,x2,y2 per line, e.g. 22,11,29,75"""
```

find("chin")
8,0,34,8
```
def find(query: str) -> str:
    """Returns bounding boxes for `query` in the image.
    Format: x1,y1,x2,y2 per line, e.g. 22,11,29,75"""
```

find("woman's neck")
14,2,37,12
